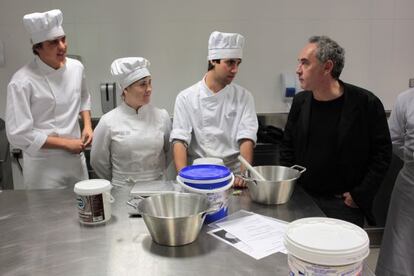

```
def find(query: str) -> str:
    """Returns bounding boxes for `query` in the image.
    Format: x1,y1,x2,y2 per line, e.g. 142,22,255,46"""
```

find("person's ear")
324,60,334,75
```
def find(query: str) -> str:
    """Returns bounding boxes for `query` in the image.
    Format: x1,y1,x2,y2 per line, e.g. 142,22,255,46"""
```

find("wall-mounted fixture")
67,54,83,63
100,83,117,114
409,78,414,88
281,73,300,100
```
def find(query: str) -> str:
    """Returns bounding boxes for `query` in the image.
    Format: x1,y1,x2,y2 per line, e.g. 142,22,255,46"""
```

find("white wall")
1,0,414,119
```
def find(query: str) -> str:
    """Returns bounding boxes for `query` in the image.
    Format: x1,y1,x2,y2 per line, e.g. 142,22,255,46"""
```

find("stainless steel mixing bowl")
244,165,306,205
134,193,216,246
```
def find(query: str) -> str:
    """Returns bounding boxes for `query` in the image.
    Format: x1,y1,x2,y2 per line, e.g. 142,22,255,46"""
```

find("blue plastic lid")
179,164,231,180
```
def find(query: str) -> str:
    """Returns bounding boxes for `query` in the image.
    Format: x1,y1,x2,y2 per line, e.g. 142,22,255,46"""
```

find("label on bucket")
204,190,229,224
207,191,229,209
288,254,363,276
77,194,105,223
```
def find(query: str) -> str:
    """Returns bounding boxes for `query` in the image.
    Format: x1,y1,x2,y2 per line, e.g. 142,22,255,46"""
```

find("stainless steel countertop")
0,186,374,276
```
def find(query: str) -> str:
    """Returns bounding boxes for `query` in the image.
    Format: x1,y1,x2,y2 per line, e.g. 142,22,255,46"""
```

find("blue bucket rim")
179,164,231,180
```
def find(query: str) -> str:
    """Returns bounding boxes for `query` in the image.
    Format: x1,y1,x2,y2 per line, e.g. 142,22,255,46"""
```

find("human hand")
64,138,86,154
233,175,247,189
342,192,359,208
81,126,93,147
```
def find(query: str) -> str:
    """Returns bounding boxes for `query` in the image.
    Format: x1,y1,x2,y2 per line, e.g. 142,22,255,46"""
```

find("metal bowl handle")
290,165,306,174
234,173,258,186
201,201,225,218
126,195,146,214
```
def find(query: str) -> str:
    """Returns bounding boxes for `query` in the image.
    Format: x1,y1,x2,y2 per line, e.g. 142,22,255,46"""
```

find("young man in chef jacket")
170,31,258,188
6,9,92,189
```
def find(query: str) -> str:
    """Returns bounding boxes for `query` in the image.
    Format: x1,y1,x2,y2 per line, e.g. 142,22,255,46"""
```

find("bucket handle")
290,165,306,174
107,192,115,203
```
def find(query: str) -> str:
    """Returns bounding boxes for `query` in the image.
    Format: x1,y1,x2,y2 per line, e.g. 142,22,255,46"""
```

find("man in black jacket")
280,36,392,226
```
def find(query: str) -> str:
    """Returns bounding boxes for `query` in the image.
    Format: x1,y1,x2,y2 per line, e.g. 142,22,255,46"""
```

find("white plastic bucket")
177,174,234,224
193,157,224,166
284,217,369,276
74,179,114,225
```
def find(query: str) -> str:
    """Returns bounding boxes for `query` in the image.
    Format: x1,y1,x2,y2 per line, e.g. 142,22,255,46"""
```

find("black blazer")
280,81,392,224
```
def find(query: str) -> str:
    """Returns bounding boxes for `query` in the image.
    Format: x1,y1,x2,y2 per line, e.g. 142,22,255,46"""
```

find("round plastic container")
177,164,233,224
193,157,224,166
179,164,232,190
74,179,114,225
284,217,370,276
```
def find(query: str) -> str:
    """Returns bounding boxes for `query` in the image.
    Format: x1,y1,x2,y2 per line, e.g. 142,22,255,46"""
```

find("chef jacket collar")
35,55,66,75
120,101,149,116
200,75,229,98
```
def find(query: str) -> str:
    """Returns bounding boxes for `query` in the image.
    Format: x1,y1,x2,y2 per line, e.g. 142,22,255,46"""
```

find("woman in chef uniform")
91,57,171,186
6,9,92,189
376,88,414,276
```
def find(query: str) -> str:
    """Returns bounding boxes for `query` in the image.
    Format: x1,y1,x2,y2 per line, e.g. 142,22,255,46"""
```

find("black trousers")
310,195,365,227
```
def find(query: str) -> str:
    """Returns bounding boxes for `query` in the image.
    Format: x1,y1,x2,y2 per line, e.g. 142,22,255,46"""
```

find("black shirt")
300,93,345,196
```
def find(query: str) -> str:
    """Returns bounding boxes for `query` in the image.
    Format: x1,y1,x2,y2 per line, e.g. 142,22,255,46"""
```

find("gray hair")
308,36,345,79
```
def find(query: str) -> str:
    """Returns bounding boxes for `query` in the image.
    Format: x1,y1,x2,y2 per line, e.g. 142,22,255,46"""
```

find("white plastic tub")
193,157,224,166
284,217,369,276
177,174,233,224
74,179,114,225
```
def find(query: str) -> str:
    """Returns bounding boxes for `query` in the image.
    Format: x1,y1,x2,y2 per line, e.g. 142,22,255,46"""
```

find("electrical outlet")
409,78,414,88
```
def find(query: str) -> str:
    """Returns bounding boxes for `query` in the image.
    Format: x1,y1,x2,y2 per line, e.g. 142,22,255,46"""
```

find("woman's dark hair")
32,42,43,56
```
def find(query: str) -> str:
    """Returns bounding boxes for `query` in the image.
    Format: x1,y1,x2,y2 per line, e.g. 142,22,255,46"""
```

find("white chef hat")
207,31,244,60
110,57,151,90
23,9,65,44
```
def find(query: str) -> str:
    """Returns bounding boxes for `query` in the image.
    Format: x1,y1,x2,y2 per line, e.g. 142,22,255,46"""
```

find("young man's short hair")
207,59,221,71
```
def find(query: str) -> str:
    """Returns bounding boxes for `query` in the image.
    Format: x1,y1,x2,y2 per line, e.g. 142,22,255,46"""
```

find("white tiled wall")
0,0,413,119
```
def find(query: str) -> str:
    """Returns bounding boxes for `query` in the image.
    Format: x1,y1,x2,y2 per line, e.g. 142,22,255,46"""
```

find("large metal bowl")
244,165,306,205
134,193,215,246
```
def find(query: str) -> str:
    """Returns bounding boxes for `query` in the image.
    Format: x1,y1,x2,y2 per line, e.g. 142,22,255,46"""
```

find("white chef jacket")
170,77,258,171
6,56,91,189
376,88,414,276
90,102,171,186
388,88,414,164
